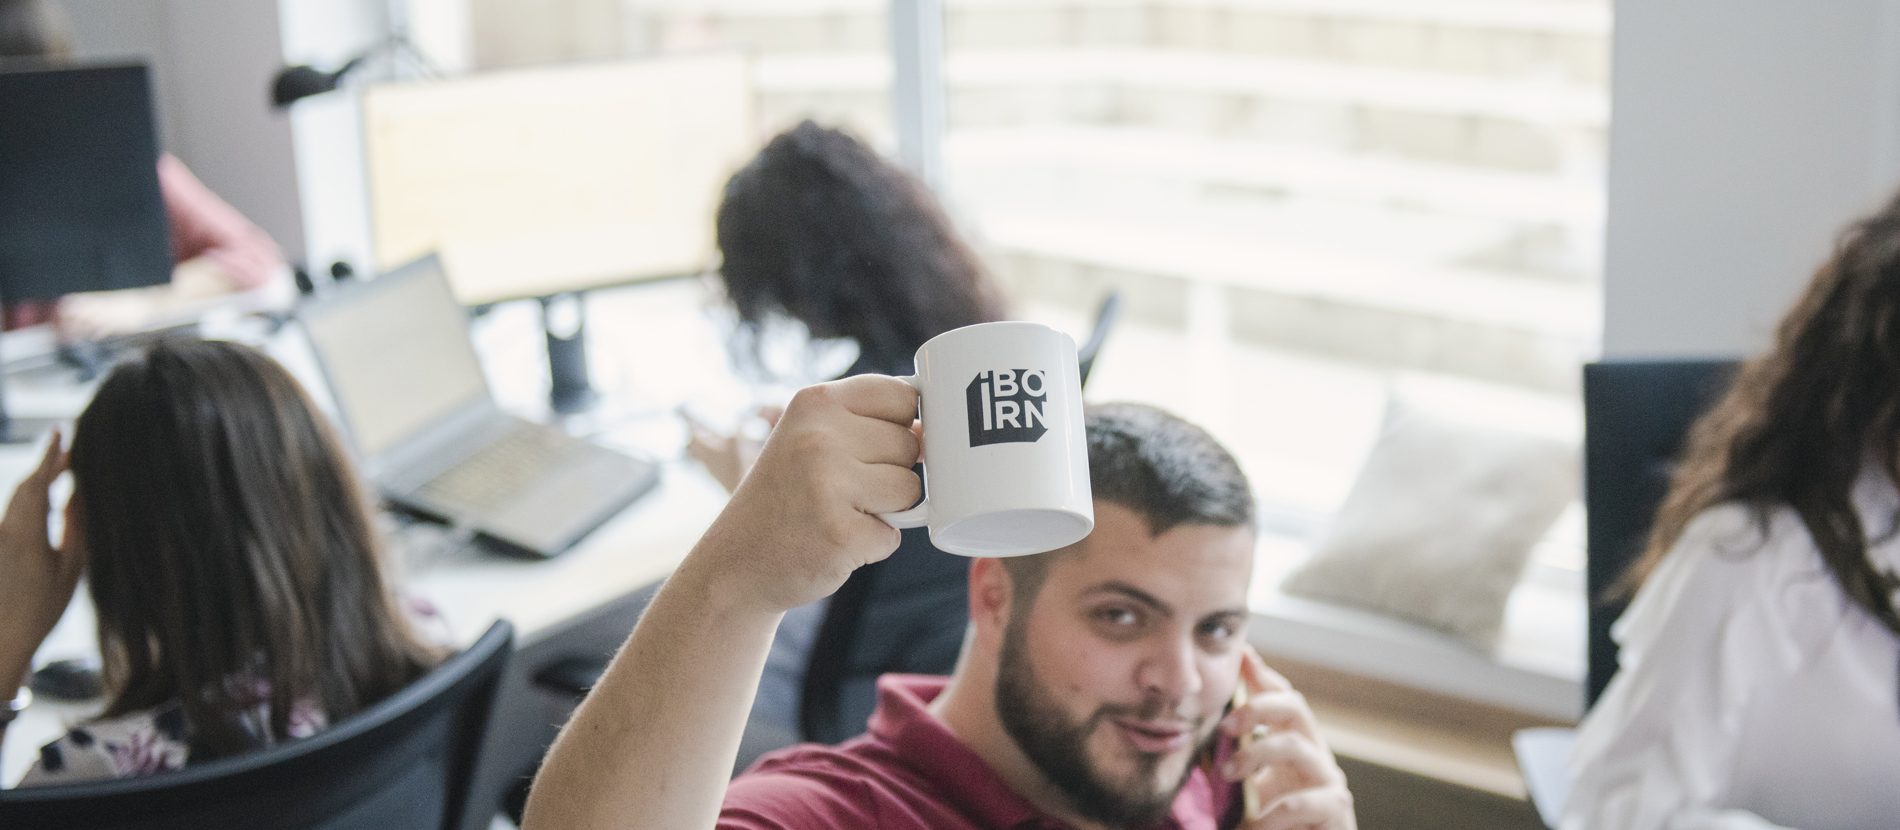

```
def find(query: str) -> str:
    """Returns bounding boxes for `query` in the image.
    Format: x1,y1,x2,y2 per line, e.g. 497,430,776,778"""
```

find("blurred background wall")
1601,0,1900,359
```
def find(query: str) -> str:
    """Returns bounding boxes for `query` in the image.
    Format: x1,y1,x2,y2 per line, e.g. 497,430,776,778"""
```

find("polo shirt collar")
868,675,1053,829
866,675,1215,830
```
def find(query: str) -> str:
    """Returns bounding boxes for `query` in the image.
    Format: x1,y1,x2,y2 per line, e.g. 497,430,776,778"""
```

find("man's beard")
994,615,1212,828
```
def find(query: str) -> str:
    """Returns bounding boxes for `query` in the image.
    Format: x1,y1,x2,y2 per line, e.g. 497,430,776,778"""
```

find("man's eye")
1199,618,1243,647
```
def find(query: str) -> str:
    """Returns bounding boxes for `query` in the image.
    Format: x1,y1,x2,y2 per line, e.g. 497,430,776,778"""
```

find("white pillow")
1280,400,1579,651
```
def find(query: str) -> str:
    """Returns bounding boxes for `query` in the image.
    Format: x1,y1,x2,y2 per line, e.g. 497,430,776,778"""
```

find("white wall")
1602,0,1900,359
277,0,387,279
56,2,179,163
406,0,475,73
278,0,385,67
276,0,476,279
59,0,308,263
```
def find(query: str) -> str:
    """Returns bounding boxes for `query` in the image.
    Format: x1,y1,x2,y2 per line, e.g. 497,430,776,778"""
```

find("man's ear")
968,557,1012,652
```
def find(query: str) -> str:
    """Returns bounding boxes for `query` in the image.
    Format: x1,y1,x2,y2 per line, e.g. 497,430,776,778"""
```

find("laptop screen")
302,255,490,461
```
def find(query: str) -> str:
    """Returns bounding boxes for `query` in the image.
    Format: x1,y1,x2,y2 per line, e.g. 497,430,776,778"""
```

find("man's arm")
523,376,922,830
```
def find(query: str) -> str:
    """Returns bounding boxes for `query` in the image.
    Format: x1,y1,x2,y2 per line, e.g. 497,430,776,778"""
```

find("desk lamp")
268,30,435,109
270,58,363,107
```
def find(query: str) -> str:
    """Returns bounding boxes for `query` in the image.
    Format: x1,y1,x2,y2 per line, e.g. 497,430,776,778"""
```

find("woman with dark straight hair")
1564,194,1900,829
0,338,437,784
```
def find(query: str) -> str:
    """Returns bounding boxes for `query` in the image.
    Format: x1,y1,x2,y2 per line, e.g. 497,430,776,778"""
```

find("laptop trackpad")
482,455,653,555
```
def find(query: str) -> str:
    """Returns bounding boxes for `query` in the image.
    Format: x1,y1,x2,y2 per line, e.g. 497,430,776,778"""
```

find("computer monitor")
360,50,757,305
0,63,173,302
0,62,172,441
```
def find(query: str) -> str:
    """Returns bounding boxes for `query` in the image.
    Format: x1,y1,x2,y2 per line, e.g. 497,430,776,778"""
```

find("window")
468,0,895,143
462,0,1606,656
934,0,1607,516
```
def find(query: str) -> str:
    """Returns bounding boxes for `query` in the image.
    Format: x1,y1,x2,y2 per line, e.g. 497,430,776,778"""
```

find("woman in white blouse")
1563,196,1900,829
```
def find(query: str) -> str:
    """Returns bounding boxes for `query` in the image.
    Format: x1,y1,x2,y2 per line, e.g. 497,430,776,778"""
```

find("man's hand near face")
1219,649,1356,830
523,376,922,830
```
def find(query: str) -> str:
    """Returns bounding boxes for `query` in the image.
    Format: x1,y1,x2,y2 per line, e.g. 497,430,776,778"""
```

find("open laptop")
299,254,659,557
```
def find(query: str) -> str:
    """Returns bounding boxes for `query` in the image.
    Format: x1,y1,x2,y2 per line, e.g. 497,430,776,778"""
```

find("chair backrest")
1582,361,1736,708
0,620,514,830
799,527,968,745
1077,291,1121,389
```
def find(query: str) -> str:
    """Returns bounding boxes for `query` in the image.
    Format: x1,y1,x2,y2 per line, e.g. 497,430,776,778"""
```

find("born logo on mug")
966,369,1050,446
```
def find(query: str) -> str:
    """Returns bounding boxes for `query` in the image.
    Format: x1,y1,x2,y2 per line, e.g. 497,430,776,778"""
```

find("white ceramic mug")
878,321,1094,557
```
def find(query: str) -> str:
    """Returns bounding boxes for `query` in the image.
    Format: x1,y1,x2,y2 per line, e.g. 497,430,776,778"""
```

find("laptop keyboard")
416,424,589,512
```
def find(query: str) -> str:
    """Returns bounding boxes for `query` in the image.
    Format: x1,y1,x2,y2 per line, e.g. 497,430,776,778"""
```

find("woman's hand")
682,405,782,494
0,434,80,690
1221,647,1356,830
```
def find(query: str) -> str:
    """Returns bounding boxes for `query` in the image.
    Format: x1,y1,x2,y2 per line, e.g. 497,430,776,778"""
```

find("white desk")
403,460,726,648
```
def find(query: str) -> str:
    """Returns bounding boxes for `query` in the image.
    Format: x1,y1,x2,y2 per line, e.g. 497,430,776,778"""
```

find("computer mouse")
30,657,104,701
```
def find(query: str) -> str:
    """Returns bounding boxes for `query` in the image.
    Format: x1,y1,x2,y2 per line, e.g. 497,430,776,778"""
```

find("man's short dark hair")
1001,403,1254,606
1084,402,1254,535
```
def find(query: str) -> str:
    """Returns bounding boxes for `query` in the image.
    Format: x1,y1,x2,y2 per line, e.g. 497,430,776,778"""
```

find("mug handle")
878,375,928,530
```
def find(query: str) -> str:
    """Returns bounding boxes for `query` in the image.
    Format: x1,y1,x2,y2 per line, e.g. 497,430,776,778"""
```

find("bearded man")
525,379,1355,830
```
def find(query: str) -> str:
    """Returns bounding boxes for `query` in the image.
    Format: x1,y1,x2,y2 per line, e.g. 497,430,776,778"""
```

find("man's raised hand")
688,375,923,614
522,376,924,830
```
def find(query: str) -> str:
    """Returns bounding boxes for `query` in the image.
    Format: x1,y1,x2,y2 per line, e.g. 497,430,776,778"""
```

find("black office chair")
1581,360,1738,707
797,525,970,745
1516,360,1740,828
1077,291,1122,388
0,620,514,830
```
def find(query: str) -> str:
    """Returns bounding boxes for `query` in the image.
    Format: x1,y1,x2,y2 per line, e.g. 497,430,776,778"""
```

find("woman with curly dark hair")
712,120,1005,382
1564,195,1900,829
690,121,1007,760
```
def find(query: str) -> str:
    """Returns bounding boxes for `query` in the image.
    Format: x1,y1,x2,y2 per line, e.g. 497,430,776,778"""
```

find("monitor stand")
542,292,596,415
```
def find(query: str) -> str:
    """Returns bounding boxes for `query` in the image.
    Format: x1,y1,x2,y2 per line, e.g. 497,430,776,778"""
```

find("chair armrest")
532,657,607,699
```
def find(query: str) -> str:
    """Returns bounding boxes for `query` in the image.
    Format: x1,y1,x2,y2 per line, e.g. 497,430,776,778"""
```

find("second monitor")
361,50,758,305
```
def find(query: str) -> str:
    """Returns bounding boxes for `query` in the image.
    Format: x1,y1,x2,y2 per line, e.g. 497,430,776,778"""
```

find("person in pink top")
155,151,286,294
523,394,1356,830
0,0,287,336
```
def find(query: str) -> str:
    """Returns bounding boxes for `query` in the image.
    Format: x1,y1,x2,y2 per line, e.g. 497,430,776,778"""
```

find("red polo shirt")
719,675,1238,830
